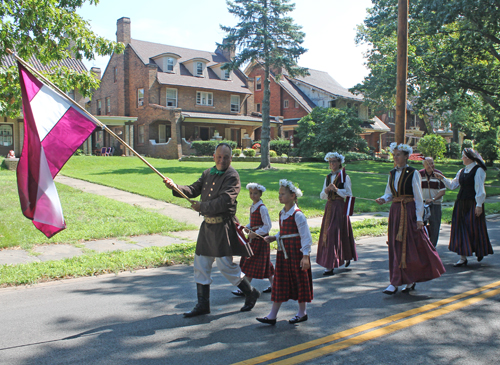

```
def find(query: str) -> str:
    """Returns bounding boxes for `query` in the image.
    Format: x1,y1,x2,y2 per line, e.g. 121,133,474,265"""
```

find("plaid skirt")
449,199,493,257
271,236,313,303
239,236,274,279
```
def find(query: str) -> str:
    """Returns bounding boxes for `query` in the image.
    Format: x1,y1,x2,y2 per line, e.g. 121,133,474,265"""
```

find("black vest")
389,166,415,197
326,172,345,199
457,165,480,200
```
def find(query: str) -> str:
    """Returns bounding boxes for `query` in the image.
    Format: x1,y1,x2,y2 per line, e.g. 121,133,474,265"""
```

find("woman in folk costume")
376,143,445,295
434,148,493,266
317,152,357,276
232,183,274,296
257,180,313,325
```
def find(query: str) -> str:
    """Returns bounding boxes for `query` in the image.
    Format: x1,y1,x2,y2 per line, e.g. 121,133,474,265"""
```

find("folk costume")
419,168,446,247
380,165,445,287
441,150,492,263
317,170,357,271
173,165,260,316
240,200,274,279
272,204,313,303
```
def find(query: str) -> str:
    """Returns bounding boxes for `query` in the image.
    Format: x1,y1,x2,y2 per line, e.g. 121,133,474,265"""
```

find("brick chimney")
90,67,101,80
217,38,235,61
116,17,131,45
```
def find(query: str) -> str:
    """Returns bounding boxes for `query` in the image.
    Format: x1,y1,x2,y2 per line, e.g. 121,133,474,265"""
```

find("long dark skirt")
239,236,275,279
387,201,445,286
316,199,357,269
449,199,493,258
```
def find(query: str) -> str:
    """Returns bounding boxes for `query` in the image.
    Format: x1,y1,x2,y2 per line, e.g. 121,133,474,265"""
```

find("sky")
77,0,374,89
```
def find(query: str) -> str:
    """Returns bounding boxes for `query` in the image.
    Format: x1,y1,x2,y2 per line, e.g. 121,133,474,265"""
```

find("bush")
191,140,237,156
281,153,288,158
344,152,371,162
270,138,292,156
462,139,474,151
269,150,278,157
417,134,446,159
445,142,461,159
476,137,500,166
242,148,256,157
233,148,241,156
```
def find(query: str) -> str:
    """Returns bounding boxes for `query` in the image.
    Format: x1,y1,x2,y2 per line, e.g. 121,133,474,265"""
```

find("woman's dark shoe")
477,256,484,262
323,269,334,276
454,258,468,267
263,286,272,293
256,317,276,325
345,260,351,268
231,289,244,297
383,285,398,295
289,314,308,324
402,283,416,293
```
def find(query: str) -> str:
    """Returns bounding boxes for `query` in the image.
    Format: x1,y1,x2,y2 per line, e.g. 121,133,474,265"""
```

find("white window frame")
196,91,213,106
224,69,230,79
167,58,175,72
196,62,203,76
230,95,240,113
255,76,262,91
284,99,289,108
137,88,144,107
166,88,178,107
106,97,111,114
97,99,102,115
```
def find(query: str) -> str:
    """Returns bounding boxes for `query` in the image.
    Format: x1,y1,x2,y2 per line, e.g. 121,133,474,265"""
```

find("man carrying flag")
164,142,260,317
16,60,97,238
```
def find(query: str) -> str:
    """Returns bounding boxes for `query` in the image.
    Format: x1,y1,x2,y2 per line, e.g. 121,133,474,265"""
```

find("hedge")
191,140,238,156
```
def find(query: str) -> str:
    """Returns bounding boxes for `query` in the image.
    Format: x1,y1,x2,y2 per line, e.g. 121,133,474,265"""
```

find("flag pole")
8,49,194,204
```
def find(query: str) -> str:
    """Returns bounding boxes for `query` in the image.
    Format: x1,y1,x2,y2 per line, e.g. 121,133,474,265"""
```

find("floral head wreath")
389,142,413,156
279,179,303,198
324,152,345,164
246,182,266,192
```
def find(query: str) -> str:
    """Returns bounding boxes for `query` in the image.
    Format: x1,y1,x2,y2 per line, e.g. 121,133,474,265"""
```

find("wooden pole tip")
6,48,13,54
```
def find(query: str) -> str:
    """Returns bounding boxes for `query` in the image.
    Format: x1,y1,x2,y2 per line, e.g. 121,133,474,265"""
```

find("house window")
138,125,145,144
347,102,352,108
167,58,174,72
166,88,178,107
0,124,13,147
159,124,171,143
97,99,102,115
295,100,299,108
230,95,240,113
114,67,117,83
196,62,203,76
329,100,336,108
284,99,289,108
106,97,111,114
224,69,230,79
196,91,213,106
255,76,262,91
137,88,144,107
256,103,261,113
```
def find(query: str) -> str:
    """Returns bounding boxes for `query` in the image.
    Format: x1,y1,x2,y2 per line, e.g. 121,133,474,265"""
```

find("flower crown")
389,142,413,156
279,179,303,197
246,182,266,192
324,152,345,164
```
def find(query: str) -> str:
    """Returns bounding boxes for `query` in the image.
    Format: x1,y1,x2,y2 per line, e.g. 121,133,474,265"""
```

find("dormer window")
196,62,203,76
167,58,175,72
224,69,230,79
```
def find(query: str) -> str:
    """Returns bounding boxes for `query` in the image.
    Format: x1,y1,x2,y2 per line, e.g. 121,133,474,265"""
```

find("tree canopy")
0,0,124,118
218,0,308,169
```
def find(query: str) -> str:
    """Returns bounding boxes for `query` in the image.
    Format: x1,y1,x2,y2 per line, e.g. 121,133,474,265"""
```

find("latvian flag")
235,222,254,257
16,62,97,238
344,196,355,216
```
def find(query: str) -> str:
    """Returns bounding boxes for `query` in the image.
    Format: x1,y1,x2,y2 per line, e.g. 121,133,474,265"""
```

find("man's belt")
204,216,224,224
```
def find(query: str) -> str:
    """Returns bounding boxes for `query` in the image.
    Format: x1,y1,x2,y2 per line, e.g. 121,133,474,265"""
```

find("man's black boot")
184,284,210,317
238,276,260,312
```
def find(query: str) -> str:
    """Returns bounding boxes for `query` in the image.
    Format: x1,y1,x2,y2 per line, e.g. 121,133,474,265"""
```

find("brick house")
90,17,280,159
0,55,89,158
246,63,390,152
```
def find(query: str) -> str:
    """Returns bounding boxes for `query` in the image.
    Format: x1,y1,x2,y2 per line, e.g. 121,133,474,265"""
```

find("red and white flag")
235,222,254,257
16,62,97,238
344,196,355,216
339,167,346,183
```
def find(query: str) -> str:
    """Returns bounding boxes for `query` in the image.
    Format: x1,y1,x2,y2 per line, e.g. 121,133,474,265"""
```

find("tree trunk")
258,65,271,169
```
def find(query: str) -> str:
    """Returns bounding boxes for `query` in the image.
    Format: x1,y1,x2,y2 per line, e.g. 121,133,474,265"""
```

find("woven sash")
392,195,414,269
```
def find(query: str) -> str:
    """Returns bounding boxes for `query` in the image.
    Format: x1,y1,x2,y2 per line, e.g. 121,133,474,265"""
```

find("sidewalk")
2,175,497,267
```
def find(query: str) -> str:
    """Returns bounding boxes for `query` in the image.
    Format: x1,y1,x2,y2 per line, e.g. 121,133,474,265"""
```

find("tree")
218,0,308,169
417,134,446,160
295,107,366,157
0,0,124,118
352,0,500,133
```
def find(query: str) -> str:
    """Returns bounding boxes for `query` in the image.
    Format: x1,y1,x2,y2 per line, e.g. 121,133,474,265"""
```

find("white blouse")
275,204,312,255
320,172,352,200
380,165,425,222
245,200,272,235
441,162,486,206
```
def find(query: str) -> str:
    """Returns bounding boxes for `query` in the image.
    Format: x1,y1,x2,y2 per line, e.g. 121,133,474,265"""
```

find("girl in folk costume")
376,143,445,295
232,183,274,296
317,152,357,276
434,149,493,266
257,180,313,325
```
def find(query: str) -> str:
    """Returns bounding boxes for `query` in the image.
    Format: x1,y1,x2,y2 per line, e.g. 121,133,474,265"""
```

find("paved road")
1,216,499,364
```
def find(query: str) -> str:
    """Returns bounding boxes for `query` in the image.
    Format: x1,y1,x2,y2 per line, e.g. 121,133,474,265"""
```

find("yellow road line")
234,280,500,365
271,287,500,365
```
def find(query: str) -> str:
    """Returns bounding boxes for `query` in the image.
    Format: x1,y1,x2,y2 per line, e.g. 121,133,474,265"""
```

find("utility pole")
395,0,408,145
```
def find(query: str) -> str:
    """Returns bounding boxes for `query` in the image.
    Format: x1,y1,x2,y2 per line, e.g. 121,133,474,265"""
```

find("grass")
0,218,388,287
0,168,195,249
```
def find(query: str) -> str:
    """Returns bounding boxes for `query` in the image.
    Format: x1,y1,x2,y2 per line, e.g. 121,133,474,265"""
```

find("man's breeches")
194,254,244,286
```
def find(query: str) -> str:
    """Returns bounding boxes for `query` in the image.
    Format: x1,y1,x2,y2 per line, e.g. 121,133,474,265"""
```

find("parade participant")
420,157,446,247
376,143,445,295
316,152,357,275
232,182,274,296
257,180,313,325
164,143,260,317
434,148,493,266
